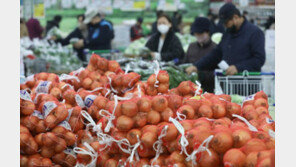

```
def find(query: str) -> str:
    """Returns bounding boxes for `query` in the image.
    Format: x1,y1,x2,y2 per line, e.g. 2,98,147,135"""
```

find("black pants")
198,71,215,93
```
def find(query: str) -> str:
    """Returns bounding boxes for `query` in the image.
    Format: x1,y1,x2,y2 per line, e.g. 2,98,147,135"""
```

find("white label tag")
84,95,97,108
243,94,255,102
218,60,229,70
43,101,57,117
58,121,72,131
75,95,85,108
66,108,73,121
32,110,44,119
36,81,52,94
20,90,32,101
266,118,275,124
25,75,34,83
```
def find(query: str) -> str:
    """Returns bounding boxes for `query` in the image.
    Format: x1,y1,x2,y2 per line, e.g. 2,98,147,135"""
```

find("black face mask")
226,25,237,34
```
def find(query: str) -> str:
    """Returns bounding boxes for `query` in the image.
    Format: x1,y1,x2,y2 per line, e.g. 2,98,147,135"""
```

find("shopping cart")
214,70,275,99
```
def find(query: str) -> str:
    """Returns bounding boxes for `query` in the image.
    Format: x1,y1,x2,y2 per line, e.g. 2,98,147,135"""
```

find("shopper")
73,8,114,51
184,17,217,92
184,17,216,64
186,3,266,75
145,14,184,63
26,17,43,40
54,14,88,61
45,15,62,35
130,17,144,41
151,10,164,35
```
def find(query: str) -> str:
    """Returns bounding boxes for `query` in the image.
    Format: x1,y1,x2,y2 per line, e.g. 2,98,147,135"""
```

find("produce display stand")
215,70,275,99
87,49,124,62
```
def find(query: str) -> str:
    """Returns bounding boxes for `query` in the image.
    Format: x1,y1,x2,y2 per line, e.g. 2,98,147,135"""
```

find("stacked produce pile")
20,54,275,167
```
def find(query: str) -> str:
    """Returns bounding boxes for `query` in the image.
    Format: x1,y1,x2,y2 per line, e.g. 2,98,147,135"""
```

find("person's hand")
73,39,84,49
150,52,155,58
226,65,238,75
185,66,198,74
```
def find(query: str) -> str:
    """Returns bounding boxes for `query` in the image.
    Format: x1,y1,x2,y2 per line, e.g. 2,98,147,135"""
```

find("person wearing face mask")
183,17,216,92
145,14,185,63
186,3,265,76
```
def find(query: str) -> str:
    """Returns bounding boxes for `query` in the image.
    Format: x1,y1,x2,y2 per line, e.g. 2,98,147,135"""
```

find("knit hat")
191,17,210,33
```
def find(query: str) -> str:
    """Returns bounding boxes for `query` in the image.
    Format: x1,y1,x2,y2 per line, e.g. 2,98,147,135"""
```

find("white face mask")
157,24,170,34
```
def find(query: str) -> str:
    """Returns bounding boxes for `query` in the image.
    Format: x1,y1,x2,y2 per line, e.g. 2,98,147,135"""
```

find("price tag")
36,81,52,94
58,121,72,131
20,90,32,101
84,95,97,108
43,101,57,117
32,110,44,119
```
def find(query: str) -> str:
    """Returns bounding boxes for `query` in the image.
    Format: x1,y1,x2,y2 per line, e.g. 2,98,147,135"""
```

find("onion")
52,152,66,165
199,148,220,167
180,120,193,131
152,95,168,112
256,157,272,167
243,110,259,121
161,108,175,122
141,131,157,148
169,151,185,163
21,116,38,132
210,131,233,154
150,155,165,166
116,115,134,131
157,71,169,83
167,95,183,111
97,57,109,71
20,100,35,116
93,96,108,109
133,112,147,128
36,72,48,80
169,88,180,95
34,133,43,146
223,148,246,167
245,151,259,167
218,94,232,102
157,83,169,93
147,74,156,86
142,125,158,134
76,145,91,164
255,91,268,100
146,86,158,96
212,103,226,119
266,138,275,149
192,117,212,128
242,138,267,155
54,138,67,153
108,60,120,72
35,120,46,133
160,123,178,142
242,104,256,114
137,97,152,112
89,54,99,66
104,159,118,167
135,159,149,166
192,129,213,147
166,138,180,153
20,155,28,167
42,132,58,147
257,149,274,162
256,106,269,115
147,110,161,125
232,128,252,148
63,89,76,105
41,146,55,158
226,102,242,118
127,129,142,145
64,131,76,146
254,98,269,109
121,101,138,117
177,81,195,95
137,143,153,158
198,105,213,118
177,105,195,119
212,118,230,128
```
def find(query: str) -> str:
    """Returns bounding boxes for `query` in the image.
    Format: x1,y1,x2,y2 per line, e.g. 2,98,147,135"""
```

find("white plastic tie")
232,114,258,132
59,74,80,82
125,64,130,74
169,117,189,156
72,67,85,76
151,125,168,166
127,135,141,163
186,135,214,165
107,76,118,94
73,142,97,167
194,80,202,96
176,112,186,121
153,60,160,88
137,84,142,98
81,110,102,133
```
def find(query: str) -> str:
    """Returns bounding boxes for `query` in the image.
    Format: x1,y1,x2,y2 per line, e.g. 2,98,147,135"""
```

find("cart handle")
89,50,114,54
215,70,275,76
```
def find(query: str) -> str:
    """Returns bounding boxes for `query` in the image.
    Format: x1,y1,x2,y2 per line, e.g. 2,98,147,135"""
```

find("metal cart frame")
215,70,275,99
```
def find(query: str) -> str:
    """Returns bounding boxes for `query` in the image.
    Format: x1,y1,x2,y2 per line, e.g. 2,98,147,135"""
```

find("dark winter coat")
195,19,266,72
145,29,185,63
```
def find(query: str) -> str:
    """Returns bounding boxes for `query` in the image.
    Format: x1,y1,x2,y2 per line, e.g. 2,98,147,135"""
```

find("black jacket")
145,30,185,63
45,20,59,35
195,19,265,72
84,20,113,50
